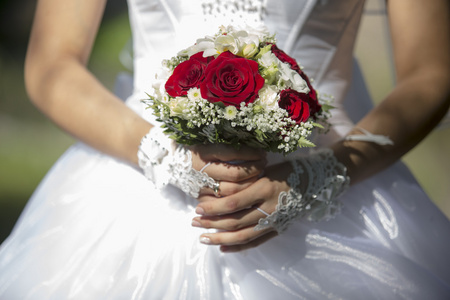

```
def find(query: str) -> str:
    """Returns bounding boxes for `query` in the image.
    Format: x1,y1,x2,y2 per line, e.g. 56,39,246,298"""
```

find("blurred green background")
0,0,449,244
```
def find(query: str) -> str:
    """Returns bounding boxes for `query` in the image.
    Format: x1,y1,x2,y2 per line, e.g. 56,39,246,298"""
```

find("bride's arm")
25,0,151,164
332,0,450,183
192,0,450,251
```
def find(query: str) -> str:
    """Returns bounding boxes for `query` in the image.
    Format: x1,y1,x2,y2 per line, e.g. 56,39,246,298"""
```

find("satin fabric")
0,0,449,299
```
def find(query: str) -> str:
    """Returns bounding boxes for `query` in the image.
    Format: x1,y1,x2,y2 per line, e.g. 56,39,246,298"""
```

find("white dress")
1,0,449,299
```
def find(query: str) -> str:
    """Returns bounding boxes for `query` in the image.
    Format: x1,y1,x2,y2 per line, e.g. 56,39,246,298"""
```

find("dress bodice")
127,0,365,103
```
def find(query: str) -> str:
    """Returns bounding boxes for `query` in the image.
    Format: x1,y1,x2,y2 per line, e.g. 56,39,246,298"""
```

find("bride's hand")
139,129,268,198
190,144,267,199
192,162,292,252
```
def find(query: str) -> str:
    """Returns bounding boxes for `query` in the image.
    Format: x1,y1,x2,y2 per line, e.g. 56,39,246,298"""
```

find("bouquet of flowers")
146,25,331,154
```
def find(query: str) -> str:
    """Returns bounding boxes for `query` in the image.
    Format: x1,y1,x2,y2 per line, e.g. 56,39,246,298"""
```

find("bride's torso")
127,0,365,98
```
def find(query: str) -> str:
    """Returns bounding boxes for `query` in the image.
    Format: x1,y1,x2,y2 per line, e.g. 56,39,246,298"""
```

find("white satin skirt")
0,137,449,299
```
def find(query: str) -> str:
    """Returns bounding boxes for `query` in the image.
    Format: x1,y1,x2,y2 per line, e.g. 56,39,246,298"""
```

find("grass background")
1,0,449,244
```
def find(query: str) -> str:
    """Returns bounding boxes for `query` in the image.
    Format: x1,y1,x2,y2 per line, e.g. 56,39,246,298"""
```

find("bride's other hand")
192,162,292,252
190,144,267,200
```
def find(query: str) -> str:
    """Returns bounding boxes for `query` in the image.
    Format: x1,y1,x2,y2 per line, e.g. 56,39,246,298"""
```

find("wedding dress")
1,0,449,299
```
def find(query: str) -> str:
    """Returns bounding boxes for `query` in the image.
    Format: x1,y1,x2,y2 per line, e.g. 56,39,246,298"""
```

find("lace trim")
255,149,350,233
138,128,218,198
138,127,173,187
168,146,218,198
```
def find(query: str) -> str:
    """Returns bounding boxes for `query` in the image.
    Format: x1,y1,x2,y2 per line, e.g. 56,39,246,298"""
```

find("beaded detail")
255,149,350,233
201,0,266,25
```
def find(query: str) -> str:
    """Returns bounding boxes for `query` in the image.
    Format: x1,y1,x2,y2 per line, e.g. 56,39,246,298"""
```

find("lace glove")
255,149,350,233
137,127,218,198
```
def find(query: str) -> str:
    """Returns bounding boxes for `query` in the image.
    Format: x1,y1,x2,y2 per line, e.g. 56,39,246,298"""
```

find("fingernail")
195,207,205,215
200,236,211,244
191,220,201,227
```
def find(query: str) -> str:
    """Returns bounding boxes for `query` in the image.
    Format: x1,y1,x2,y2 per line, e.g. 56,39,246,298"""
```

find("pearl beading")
201,0,266,25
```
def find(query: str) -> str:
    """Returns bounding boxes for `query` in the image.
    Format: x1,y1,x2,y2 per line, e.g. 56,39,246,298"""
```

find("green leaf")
321,104,334,112
298,137,316,148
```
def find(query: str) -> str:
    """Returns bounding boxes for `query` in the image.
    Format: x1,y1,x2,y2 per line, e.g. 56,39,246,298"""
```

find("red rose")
299,72,321,116
165,52,212,97
278,89,313,124
271,44,322,116
200,52,265,107
271,44,301,74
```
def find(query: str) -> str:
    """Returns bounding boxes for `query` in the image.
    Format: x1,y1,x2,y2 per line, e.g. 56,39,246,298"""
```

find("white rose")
256,85,280,110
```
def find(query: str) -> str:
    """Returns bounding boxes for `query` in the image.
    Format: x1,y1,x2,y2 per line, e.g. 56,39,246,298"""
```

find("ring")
212,181,221,197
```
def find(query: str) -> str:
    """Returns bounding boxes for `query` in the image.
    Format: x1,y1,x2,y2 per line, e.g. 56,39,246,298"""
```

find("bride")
0,0,449,299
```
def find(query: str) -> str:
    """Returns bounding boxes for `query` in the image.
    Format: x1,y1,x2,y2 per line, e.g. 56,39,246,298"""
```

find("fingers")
190,144,267,182
199,160,266,182
197,225,277,249
193,200,278,253
190,162,292,253
196,177,276,215
191,144,266,163
192,206,272,230
197,176,257,200
220,231,278,253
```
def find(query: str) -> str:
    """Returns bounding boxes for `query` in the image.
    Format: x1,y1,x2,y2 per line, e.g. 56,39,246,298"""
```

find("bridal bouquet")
146,25,331,154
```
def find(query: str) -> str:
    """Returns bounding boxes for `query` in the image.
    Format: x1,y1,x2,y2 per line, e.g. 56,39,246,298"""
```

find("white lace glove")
255,149,350,233
137,127,218,198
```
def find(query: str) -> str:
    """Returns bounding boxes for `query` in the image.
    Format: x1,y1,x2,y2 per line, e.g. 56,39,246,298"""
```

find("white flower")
258,51,278,68
177,48,191,58
195,38,217,57
223,105,238,120
256,85,279,110
231,24,270,43
187,88,202,101
278,62,310,93
181,36,216,57
214,34,239,55
231,30,260,58
259,51,310,93
169,97,190,118
162,93,170,103
238,37,260,58
241,43,259,58
152,66,171,98
203,26,266,58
